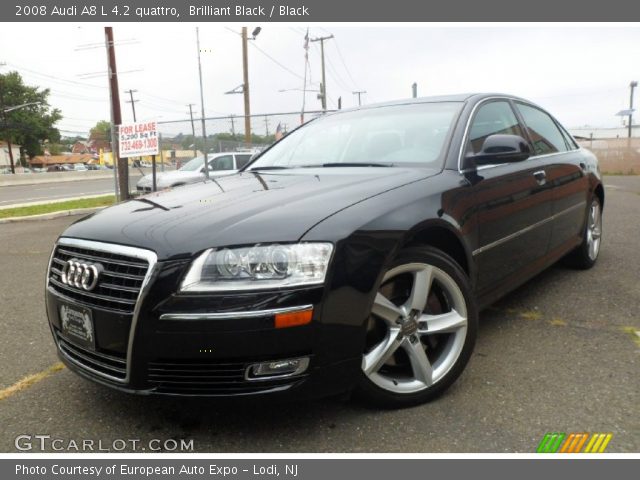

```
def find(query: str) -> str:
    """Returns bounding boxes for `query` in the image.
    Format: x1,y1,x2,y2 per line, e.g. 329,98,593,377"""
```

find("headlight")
180,243,333,292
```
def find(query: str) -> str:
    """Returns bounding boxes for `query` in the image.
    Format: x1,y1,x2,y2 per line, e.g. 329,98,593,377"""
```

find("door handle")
533,170,546,185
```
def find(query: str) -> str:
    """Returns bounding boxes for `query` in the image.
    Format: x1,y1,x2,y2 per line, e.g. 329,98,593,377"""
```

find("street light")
2,101,41,114
629,81,638,139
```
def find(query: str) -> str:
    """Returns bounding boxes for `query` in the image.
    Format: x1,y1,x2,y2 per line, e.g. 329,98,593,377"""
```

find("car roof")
333,93,529,114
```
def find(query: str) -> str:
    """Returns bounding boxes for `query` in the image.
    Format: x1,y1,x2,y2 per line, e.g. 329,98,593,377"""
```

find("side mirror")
464,134,531,168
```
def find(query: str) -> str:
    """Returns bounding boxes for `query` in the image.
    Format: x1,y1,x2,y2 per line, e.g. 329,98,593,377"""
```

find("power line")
332,38,360,90
6,62,106,90
248,41,305,81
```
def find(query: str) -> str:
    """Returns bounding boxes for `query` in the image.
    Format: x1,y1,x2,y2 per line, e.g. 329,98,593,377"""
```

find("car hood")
62,167,438,260
137,170,201,187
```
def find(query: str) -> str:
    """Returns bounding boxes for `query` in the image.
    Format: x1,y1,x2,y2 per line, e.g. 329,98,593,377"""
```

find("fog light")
245,357,310,381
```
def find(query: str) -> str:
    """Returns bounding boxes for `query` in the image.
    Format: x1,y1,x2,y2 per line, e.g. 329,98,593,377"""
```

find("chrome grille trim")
49,277,137,305
46,237,158,384
56,333,127,381
48,242,151,314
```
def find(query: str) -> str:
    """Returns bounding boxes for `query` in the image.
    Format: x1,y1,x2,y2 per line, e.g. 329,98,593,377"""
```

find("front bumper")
45,241,365,399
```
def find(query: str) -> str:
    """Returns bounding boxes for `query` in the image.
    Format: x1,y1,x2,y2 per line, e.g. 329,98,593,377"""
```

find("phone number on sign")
120,138,158,152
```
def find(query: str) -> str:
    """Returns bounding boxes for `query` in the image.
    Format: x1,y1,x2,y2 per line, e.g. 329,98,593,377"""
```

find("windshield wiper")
305,162,393,168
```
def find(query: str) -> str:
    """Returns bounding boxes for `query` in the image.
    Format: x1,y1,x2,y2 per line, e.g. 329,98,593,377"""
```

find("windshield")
249,102,462,170
179,156,205,172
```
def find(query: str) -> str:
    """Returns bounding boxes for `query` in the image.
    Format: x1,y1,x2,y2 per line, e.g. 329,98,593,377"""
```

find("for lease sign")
119,121,159,157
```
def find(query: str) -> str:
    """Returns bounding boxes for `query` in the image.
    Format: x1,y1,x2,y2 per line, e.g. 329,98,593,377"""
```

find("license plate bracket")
60,303,95,350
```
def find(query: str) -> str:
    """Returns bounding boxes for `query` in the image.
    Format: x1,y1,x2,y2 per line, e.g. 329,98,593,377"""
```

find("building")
0,141,22,170
29,154,96,169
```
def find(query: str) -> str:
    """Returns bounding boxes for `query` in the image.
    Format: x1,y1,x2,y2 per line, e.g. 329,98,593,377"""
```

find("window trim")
457,96,529,173
513,101,576,156
457,96,577,174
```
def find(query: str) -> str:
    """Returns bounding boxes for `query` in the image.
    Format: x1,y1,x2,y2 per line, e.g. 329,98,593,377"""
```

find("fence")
576,137,640,175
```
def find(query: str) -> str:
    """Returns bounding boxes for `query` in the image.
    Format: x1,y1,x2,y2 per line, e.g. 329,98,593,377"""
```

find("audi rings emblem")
60,259,103,291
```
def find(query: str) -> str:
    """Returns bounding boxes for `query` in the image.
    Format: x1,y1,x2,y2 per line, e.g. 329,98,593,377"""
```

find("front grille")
48,244,150,314
147,359,299,395
57,333,127,380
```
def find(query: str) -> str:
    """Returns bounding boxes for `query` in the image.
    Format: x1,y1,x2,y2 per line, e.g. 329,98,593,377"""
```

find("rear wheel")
564,195,602,269
357,246,478,408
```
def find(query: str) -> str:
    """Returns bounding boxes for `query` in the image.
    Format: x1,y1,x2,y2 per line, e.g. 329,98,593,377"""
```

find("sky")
1,24,639,138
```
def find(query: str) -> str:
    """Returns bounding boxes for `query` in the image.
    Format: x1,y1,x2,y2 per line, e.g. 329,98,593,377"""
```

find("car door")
514,102,590,254
207,155,235,175
234,154,252,170
465,99,554,294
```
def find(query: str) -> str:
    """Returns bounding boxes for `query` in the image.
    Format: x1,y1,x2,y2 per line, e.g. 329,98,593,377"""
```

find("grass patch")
601,170,639,176
0,195,115,219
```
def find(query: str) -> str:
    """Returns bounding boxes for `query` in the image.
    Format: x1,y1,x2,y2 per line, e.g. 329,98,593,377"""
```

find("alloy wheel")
587,198,602,261
362,262,468,394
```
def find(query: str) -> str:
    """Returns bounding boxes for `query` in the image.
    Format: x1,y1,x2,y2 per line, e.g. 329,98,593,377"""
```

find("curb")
0,206,106,224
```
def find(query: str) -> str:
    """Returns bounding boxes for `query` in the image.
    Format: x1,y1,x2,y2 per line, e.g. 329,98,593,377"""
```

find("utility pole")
241,27,251,145
629,81,637,139
352,90,366,106
263,115,270,137
187,103,197,158
310,34,333,111
196,27,209,179
124,89,138,122
0,79,15,174
105,27,127,200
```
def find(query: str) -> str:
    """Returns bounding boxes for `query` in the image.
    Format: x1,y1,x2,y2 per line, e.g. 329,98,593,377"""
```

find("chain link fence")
576,137,640,175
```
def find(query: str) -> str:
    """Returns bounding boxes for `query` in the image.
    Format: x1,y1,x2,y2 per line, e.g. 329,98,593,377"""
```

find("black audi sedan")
46,94,603,407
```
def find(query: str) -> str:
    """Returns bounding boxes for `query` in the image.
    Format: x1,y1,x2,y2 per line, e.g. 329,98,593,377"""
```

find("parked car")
46,165,70,172
74,163,88,171
86,164,100,171
46,94,603,407
135,152,253,192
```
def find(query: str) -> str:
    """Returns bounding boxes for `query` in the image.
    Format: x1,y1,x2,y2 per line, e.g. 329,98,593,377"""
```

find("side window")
515,103,569,156
558,124,578,151
467,101,525,154
209,155,234,171
235,154,252,169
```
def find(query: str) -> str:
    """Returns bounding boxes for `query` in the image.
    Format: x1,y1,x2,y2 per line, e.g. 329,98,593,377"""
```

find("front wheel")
356,246,478,408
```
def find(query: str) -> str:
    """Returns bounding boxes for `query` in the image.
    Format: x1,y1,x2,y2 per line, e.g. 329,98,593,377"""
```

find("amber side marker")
275,308,313,329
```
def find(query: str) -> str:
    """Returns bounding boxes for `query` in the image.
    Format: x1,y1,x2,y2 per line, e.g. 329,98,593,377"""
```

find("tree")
90,120,111,142
0,71,62,166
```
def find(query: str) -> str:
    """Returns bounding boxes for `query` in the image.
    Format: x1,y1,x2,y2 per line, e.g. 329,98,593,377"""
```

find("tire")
356,246,478,408
564,194,603,270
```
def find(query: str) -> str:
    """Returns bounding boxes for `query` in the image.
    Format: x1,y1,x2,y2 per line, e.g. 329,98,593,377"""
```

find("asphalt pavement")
0,176,638,453
0,168,168,207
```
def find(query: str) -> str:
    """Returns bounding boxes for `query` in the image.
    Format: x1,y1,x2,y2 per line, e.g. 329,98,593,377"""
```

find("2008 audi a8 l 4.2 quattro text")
46,94,603,407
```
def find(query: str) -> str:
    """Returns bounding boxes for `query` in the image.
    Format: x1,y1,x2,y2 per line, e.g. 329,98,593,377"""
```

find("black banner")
6,0,640,22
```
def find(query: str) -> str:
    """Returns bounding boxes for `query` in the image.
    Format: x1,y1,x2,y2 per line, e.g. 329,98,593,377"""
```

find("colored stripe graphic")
537,432,613,453
537,433,566,453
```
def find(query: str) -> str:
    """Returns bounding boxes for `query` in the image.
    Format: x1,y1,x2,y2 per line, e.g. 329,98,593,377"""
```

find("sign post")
118,120,160,193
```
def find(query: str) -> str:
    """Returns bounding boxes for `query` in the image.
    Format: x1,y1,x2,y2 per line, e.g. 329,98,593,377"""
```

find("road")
0,176,638,453
0,168,171,207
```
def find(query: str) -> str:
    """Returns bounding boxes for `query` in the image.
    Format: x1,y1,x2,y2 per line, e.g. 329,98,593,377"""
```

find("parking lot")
0,175,638,453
